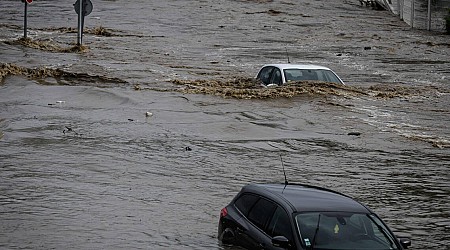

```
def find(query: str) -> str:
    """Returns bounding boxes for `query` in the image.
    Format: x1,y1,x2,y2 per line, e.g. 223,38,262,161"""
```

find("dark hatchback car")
218,183,411,250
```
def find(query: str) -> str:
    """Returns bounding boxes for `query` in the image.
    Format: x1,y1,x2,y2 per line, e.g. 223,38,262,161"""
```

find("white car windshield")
284,69,342,84
295,212,399,250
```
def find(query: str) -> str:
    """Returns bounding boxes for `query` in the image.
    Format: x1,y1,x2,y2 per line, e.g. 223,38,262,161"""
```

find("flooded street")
1,0,449,249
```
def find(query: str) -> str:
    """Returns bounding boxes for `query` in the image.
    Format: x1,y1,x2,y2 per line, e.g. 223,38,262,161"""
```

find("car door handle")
236,227,245,234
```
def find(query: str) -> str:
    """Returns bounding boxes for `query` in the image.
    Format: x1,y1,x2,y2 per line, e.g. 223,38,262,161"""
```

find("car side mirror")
272,236,290,249
398,238,411,249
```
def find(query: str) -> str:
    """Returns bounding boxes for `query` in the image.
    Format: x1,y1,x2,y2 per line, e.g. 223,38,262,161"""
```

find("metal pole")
427,0,432,31
77,0,83,45
24,1,28,38
411,0,414,28
81,14,85,45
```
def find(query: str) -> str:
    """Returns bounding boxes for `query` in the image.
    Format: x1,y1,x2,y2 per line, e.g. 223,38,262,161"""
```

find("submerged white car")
256,64,345,86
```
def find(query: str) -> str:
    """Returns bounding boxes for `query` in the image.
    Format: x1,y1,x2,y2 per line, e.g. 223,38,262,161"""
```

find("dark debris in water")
63,126,84,138
0,63,127,86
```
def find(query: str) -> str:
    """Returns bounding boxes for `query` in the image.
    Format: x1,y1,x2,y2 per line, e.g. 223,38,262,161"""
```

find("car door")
269,68,282,86
245,200,297,250
266,206,296,250
242,197,279,249
257,66,274,85
232,193,261,249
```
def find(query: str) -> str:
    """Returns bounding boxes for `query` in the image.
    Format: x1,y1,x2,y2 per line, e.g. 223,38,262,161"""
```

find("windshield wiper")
310,213,321,250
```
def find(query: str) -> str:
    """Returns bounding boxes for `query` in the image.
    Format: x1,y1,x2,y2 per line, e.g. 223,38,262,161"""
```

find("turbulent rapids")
0,62,127,86
3,61,445,101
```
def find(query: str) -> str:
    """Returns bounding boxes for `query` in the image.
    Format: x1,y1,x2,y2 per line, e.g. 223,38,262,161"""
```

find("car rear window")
234,193,259,217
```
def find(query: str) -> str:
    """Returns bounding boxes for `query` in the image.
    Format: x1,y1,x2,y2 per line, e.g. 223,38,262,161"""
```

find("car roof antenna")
280,155,289,188
285,47,291,64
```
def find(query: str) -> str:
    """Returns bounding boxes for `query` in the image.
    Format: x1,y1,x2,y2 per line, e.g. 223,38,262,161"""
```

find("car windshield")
295,212,399,250
283,69,342,84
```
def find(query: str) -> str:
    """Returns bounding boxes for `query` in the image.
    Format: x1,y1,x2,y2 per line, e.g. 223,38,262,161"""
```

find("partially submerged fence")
398,0,450,31
366,0,450,32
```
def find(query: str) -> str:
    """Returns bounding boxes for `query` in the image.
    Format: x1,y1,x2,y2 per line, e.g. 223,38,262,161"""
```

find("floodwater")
0,0,449,249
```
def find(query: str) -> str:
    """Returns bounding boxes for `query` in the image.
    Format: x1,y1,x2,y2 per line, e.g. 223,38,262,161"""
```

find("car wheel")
219,227,235,244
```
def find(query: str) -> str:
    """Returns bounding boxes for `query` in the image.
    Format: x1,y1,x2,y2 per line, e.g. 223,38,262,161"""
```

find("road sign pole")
81,14,85,45
24,1,28,39
77,0,83,45
74,0,93,46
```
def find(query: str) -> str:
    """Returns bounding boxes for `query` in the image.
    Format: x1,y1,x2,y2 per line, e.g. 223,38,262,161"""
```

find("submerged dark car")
218,183,411,250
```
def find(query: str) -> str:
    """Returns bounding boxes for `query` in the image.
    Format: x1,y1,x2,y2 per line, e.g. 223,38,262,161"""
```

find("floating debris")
404,134,450,149
4,37,88,53
63,126,82,136
145,112,153,117
241,0,274,3
359,0,384,9
368,83,424,98
47,101,65,106
168,77,367,99
267,9,284,16
41,26,115,37
88,26,113,37
0,62,127,86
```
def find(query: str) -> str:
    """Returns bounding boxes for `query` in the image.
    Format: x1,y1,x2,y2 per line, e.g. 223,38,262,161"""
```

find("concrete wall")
391,0,450,31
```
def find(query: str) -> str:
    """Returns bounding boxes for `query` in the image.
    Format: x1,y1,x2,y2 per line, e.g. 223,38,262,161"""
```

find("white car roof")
262,64,333,71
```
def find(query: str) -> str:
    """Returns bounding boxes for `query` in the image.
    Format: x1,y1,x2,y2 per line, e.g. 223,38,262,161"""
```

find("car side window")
270,68,282,85
267,206,294,242
247,198,277,230
234,194,259,217
257,66,274,85
315,71,325,82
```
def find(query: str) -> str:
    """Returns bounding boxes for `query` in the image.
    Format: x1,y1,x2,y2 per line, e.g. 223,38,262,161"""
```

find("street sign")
26,0,32,3
74,0,93,16
74,0,94,45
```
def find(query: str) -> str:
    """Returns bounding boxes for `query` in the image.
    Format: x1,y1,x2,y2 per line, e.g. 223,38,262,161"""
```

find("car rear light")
220,207,228,218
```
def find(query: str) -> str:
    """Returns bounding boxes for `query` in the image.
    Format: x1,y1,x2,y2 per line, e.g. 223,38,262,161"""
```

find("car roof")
261,64,333,71
242,183,370,214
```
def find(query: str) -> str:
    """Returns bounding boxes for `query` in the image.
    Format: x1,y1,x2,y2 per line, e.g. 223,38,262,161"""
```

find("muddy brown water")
0,0,449,249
